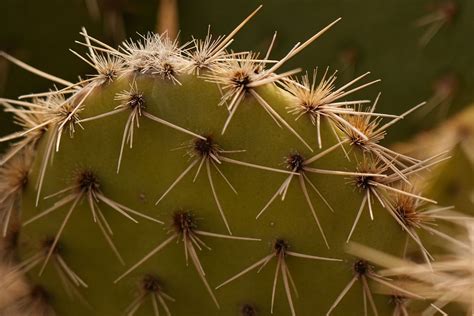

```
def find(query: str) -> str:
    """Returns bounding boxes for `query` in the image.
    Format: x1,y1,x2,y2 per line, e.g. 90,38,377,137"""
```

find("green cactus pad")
0,11,454,315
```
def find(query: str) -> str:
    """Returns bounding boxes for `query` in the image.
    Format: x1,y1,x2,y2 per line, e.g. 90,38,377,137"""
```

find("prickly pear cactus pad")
0,7,453,316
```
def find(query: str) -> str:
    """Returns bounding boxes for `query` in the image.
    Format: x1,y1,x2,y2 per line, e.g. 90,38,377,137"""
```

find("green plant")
0,7,455,315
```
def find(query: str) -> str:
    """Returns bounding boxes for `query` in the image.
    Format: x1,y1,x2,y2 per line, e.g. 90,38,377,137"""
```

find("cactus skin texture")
0,8,457,316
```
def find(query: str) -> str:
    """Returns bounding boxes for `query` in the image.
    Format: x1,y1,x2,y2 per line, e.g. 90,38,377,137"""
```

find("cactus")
3,0,474,146
0,7,456,315
348,219,474,315
347,105,474,315
393,104,474,213
0,0,158,152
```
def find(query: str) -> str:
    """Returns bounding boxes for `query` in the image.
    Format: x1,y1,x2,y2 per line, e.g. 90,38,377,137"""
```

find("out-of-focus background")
1,0,473,150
